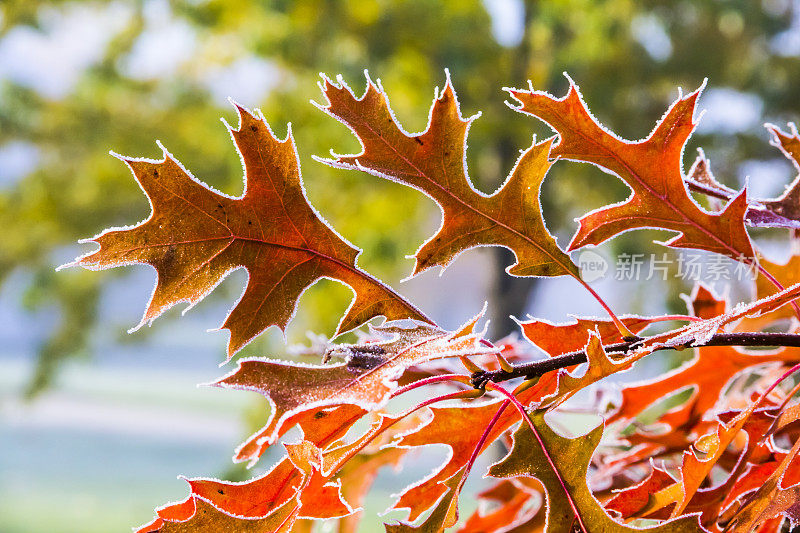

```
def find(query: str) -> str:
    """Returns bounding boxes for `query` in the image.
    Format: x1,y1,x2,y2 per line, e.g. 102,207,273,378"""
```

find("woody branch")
470,332,800,388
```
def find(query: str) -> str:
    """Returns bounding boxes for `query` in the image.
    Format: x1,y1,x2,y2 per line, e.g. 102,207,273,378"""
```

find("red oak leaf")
508,78,754,262
69,104,430,357
317,73,580,279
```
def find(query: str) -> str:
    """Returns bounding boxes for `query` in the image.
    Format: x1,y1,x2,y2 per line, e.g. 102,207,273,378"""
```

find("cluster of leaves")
69,73,800,531
10,1,800,396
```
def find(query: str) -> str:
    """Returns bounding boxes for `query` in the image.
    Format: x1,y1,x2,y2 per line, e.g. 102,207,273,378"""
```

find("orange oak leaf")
684,137,800,230
385,467,468,533
488,411,703,532
459,480,543,533
508,78,755,262
518,315,669,357
138,441,350,532
510,285,800,431
391,399,511,521
138,341,450,532
198,441,353,521
597,441,682,490
214,321,492,450
331,440,406,533
720,462,781,514
138,497,297,533
389,403,536,533
629,281,800,352
68,104,430,357
390,381,555,521
685,148,737,203
677,408,780,528
619,405,780,527
738,253,800,331
316,73,580,279
727,435,800,532
774,400,800,434
233,403,367,467
635,392,786,520
508,316,685,412
609,345,798,427
605,464,677,520
544,332,633,408
620,418,715,467
174,414,414,532
717,441,800,528
513,328,675,414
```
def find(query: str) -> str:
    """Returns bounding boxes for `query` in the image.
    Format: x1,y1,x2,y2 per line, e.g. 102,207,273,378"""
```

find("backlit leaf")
214,321,491,455
508,78,754,262
489,411,703,532
317,73,580,279
69,104,430,357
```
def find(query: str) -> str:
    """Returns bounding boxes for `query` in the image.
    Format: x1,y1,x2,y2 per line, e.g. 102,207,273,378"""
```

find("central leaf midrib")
142,134,426,321
115,233,423,317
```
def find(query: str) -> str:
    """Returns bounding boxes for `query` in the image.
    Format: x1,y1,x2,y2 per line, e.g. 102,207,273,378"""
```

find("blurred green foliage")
2,0,799,394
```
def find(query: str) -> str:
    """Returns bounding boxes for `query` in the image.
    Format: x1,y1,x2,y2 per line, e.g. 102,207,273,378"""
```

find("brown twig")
470,332,800,388
684,177,733,201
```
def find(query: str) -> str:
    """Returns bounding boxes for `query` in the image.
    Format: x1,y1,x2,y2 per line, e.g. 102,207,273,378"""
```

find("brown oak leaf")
738,253,800,332
69,104,430,357
214,321,492,451
317,73,580,279
761,123,800,221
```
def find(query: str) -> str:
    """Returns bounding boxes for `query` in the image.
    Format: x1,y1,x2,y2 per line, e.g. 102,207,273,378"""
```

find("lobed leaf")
489,411,703,532
610,286,800,426
508,78,755,262
760,124,800,223
519,315,667,357
65,73,800,533
214,322,491,452
458,480,543,532
390,380,555,521
138,441,350,532
727,438,800,532
317,73,580,279
69,104,430,357
738,253,800,331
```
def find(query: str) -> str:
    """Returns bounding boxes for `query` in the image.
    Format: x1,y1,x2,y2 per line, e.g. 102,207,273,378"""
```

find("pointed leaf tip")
512,77,753,262
319,73,580,281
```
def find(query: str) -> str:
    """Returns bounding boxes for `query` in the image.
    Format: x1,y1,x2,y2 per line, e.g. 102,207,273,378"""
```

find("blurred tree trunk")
490,247,538,338
488,7,538,339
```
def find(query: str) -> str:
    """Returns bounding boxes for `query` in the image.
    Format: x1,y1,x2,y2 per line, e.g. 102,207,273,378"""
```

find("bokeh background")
2,1,800,531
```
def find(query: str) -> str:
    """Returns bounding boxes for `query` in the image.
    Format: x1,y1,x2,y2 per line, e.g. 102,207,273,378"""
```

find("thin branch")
471,332,800,388
684,177,733,201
